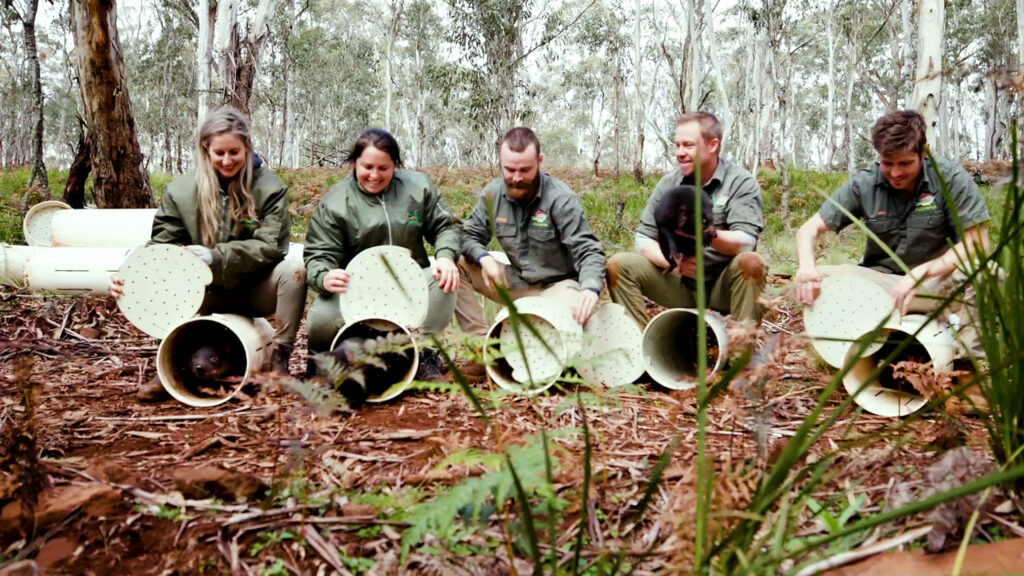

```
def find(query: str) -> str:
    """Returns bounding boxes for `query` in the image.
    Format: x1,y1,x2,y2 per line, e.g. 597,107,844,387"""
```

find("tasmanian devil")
175,323,243,397
654,184,717,275
326,325,414,408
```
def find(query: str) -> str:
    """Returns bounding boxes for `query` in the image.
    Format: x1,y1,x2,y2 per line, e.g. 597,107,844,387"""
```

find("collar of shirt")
679,159,725,195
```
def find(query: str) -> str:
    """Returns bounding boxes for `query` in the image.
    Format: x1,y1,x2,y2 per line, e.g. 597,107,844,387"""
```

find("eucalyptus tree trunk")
16,0,48,190
632,0,644,183
222,0,276,115
911,0,944,148
704,0,731,144
985,78,999,160
279,0,297,167
198,0,211,123
384,1,404,132
825,4,837,169
1018,0,1024,71
70,0,153,208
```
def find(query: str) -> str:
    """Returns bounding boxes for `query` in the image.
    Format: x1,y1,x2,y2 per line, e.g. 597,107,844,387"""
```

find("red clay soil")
0,285,1019,575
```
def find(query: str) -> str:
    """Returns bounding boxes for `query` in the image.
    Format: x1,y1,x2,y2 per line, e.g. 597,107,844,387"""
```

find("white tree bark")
825,3,837,169
280,0,297,167
1017,0,1024,70
704,0,731,143
212,0,238,97
197,0,211,123
632,0,644,181
911,0,944,148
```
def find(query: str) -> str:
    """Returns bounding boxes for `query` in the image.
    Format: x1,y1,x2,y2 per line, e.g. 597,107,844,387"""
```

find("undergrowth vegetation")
1,152,1020,574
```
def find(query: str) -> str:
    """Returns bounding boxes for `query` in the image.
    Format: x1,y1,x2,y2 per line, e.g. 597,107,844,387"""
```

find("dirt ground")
0,283,1017,575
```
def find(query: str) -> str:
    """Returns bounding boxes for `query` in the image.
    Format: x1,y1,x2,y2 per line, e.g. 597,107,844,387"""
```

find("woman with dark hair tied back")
110,106,306,401
304,128,460,381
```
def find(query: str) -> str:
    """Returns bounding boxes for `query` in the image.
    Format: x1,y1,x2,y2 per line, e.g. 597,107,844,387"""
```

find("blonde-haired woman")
111,106,305,401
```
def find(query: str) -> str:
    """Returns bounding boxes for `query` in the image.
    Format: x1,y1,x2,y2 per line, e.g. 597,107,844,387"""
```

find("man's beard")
506,178,539,200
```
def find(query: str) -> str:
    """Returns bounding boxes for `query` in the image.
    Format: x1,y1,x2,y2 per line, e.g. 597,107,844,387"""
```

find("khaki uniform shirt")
461,172,606,293
819,157,990,274
637,157,764,280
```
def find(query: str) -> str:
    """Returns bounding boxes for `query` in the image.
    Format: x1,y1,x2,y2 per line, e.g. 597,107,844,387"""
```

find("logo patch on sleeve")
407,210,419,223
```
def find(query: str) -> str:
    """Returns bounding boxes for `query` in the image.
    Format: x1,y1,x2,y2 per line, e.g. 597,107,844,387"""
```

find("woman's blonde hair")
195,106,256,246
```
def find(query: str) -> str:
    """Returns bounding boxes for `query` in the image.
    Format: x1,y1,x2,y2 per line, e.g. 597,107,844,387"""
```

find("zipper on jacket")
379,195,393,245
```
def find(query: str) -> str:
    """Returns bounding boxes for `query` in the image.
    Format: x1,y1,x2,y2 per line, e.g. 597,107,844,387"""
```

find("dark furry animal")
174,323,244,397
654,184,716,273
326,325,414,408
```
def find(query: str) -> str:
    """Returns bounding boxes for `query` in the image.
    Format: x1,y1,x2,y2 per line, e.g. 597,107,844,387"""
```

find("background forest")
1,0,1021,186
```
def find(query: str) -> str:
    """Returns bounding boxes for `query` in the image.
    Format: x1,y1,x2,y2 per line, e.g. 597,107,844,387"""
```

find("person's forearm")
795,225,819,271
709,229,754,256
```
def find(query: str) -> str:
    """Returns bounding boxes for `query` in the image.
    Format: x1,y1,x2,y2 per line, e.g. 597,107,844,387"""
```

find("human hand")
703,223,719,241
186,245,213,265
889,274,919,315
573,290,599,325
674,256,697,278
433,257,460,293
108,273,124,299
794,266,823,306
479,255,504,291
323,268,351,293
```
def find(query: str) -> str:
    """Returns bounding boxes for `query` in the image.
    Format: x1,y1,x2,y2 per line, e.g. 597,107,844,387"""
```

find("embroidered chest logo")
915,193,937,212
714,193,728,207
407,210,419,223
531,210,550,227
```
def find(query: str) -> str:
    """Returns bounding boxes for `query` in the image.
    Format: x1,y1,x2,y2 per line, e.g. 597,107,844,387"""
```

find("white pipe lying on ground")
49,208,157,247
329,318,420,403
157,313,275,408
842,314,955,417
484,296,582,395
641,308,729,390
1,242,304,292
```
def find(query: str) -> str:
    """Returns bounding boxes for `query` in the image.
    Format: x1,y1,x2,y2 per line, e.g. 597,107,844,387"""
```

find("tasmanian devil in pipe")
175,323,244,397
654,184,717,277
326,325,414,408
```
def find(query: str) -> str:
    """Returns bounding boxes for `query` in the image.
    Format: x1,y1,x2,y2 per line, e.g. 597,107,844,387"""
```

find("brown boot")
271,345,293,376
137,374,170,403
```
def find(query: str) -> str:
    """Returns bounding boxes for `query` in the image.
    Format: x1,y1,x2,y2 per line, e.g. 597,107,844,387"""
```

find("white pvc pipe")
157,314,274,407
329,318,419,403
484,296,582,395
842,314,955,417
0,244,40,286
23,201,70,246
641,308,729,390
23,247,134,295
49,208,157,247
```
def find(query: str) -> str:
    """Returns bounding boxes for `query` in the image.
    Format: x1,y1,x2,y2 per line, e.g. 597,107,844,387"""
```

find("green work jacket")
303,169,460,294
151,159,290,291
461,172,606,293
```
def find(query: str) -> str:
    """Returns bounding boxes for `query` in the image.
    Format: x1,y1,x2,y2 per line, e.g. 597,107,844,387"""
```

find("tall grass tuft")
971,124,1024,484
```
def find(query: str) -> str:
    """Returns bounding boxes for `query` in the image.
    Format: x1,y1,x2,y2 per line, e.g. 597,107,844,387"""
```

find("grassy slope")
0,164,998,277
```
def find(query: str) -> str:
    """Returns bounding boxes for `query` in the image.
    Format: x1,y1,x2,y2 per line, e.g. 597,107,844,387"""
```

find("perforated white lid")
117,244,212,339
23,201,71,247
804,274,897,368
577,303,645,387
338,245,429,329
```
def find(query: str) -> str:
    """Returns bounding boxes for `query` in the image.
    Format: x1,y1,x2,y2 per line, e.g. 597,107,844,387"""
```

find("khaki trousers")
454,256,583,337
607,251,766,330
199,258,306,348
305,267,456,354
